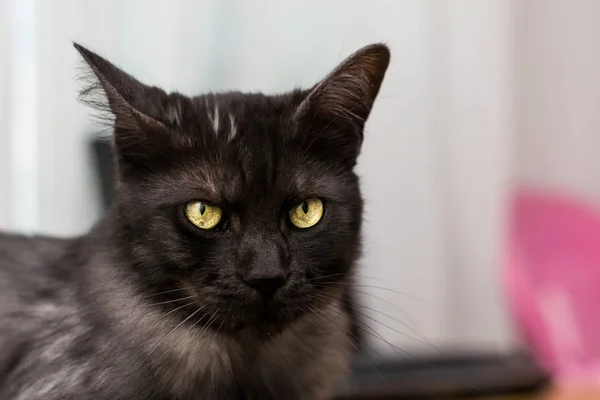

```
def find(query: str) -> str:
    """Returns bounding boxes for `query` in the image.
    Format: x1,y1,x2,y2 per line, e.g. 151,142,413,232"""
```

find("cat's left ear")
295,44,390,163
74,43,175,167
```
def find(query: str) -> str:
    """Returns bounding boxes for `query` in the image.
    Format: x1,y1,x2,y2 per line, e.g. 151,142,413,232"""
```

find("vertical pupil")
199,203,206,215
301,201,309,214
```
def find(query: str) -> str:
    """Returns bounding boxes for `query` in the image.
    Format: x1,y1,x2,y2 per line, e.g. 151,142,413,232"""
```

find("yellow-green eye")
289,198,324,229
185,201,222,230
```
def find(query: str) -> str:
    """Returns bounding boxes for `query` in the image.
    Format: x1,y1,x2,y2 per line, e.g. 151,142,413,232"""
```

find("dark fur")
0,43,389,399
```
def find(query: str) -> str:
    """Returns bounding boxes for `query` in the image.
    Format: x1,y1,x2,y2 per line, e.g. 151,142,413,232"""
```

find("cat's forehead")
188,156,348,208
165,92,317,203
197,94,240,141
191,91,304,142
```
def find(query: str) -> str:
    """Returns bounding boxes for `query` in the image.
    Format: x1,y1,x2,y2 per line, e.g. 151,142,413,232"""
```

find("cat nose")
242,267,288,295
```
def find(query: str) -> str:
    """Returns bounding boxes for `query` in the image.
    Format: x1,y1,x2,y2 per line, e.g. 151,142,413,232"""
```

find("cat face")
76,43,389,334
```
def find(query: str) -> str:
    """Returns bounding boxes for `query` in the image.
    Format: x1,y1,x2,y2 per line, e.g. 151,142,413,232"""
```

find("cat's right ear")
74,43,171,165
294,44,390,166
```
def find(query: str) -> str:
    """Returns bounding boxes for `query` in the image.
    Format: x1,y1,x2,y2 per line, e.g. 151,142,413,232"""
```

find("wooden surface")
542,387,600,400
465,387,600,400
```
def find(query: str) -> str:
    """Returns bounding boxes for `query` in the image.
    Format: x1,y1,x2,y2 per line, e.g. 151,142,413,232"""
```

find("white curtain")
0,0,10,228
14,0,598,355
515,0,600,204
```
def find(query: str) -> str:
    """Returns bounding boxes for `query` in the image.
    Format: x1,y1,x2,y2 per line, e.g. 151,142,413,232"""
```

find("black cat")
0,42,389,399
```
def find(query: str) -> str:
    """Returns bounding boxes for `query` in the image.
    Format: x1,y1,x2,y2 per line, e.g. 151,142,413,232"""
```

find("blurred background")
3,0,600,398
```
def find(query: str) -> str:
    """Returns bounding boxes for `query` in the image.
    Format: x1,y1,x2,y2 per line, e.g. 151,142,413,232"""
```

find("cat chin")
197,301,308,337
232,320,292,338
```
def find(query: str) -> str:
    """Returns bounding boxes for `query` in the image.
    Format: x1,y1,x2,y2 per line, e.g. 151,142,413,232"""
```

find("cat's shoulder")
0,231,74,311
0,232,83,393
0,231,71,265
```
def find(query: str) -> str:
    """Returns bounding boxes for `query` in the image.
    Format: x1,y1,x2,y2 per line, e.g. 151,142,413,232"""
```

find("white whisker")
145,296,194,307
304,302,390,387
140,288,188,299
144,305,206,361
149,301,195,326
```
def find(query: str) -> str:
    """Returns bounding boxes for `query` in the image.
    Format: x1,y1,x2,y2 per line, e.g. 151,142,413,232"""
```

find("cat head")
76,43,389,334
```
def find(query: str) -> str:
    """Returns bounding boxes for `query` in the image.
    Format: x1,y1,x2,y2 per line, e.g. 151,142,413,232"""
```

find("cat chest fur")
121,297,351,399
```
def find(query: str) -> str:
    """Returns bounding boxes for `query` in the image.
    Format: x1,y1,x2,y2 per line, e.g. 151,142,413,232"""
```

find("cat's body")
0,230,348,399
0,43,389,399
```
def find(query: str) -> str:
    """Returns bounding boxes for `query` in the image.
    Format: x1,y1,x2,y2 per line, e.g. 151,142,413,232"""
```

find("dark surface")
90,138,115,210
334,352,548,399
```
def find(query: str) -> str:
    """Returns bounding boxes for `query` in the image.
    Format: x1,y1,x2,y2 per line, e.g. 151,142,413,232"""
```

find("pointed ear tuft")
74,43,170,162
296,43,390,127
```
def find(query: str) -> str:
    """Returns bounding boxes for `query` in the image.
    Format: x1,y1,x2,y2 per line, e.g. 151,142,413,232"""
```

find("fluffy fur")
0,43,390,399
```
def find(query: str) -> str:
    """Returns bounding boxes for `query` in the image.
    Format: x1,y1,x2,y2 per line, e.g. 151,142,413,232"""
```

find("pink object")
505,189,600,387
